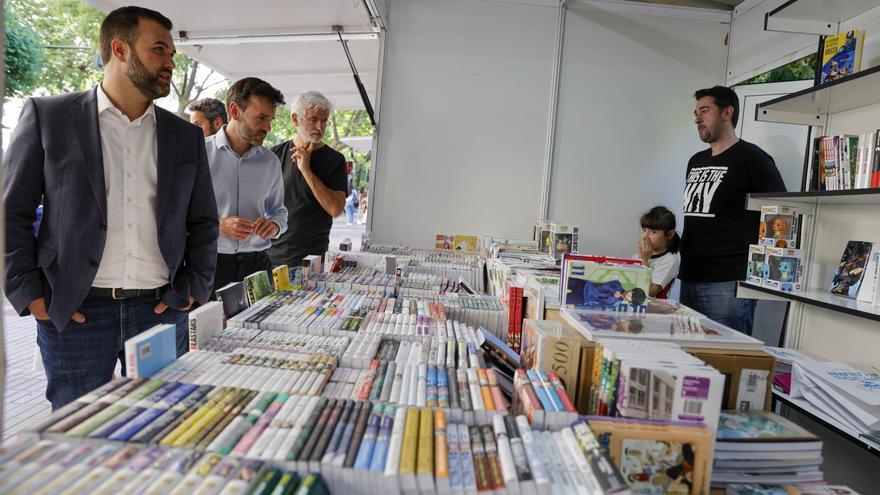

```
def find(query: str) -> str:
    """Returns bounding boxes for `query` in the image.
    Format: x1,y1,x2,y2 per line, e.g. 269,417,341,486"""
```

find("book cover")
272,265,292,291
717,410,819,442
187,301,224,351
563,259,652,313
859,247,880,303
830,240,873,297
125,324,177,378
243,270,272,305
452,234,478,252
435,234,454,250
215,281,249,318
585,416,714,495
819,30,864,85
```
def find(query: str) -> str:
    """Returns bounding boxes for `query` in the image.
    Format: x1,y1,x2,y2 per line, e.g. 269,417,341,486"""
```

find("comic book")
829,240,873,298
243,271,272,305
562,257,651,313
452,234,478,252
583,416,714,495
562,309,763,350
435,234,454,250
819,30,864,85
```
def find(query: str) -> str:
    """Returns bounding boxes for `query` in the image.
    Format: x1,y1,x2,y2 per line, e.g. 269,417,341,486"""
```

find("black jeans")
214,250,273,292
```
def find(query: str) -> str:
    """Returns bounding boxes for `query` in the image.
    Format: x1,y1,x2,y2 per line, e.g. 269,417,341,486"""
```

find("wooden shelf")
773,390,880,455
754,65,880,125
765,0,880,35
746,189,880,209
737,282,880,323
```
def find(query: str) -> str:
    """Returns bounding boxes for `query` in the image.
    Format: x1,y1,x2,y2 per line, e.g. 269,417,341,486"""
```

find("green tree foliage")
5,10,45,97
7,0,103,93
741,54,816,85
171,53,226,118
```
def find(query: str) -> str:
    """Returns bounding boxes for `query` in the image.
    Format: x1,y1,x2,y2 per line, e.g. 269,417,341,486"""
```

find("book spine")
398,407,420,476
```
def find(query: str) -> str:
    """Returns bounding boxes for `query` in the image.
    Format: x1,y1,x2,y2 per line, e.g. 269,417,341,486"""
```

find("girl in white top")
635,206,680,299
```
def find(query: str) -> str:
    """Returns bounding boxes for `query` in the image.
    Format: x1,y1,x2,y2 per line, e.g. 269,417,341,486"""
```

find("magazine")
829,241,873,298
563,309,763,350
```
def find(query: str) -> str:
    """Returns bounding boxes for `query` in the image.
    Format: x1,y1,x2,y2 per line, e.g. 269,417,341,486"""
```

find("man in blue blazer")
4,6,218,409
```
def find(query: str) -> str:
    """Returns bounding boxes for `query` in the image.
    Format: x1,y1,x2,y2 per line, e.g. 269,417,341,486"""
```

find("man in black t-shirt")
268,91,347,266
679,86,786,335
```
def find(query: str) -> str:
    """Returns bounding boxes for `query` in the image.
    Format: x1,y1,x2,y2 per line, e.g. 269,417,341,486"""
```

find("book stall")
0,219,864,495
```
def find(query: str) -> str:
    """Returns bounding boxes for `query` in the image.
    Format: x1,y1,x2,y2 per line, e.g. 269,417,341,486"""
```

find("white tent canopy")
86,0,382,110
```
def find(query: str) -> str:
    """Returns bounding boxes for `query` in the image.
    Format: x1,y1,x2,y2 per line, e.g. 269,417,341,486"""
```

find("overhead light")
175,30,377,46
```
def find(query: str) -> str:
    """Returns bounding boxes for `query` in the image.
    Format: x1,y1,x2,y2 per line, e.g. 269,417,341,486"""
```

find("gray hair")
187,98,228,124
291,90,333,118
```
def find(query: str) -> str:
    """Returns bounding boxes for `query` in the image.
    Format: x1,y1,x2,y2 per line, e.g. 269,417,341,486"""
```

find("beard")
300,130,324,144
697,124,716,143
237,120,267,146
127,49,171,100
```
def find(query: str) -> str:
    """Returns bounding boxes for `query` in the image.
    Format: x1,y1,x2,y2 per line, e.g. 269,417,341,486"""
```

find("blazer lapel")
155,109,175,223
72,88,107,220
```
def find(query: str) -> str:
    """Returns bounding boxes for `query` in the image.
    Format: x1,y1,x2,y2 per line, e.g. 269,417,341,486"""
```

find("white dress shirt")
206,127,288,255
92,83,169,289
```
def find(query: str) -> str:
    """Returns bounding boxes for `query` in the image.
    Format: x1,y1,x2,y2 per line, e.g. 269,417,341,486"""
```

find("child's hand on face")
638,234,653,265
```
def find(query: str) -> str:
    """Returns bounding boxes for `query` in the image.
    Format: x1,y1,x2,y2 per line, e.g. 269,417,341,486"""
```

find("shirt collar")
212,125,265,158
96,82,156,124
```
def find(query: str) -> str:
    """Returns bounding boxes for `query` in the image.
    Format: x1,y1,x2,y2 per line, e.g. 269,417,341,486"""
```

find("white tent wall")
548,1,730,257
371,0,734,249
370,0,559,247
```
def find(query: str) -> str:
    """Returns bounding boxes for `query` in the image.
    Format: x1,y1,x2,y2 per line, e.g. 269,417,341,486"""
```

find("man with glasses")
268,90,347,267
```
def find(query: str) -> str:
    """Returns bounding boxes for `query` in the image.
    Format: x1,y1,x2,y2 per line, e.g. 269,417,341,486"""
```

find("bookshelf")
747,190,880,208
738,281,880,323
737,0,880,471
773,390,880,456
764,0,880,35
754,65,880,125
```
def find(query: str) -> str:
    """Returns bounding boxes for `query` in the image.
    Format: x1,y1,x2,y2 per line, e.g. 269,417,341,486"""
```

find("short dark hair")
226,78,286,116
694,85,739,128
188,98,228,125
99,6,173,65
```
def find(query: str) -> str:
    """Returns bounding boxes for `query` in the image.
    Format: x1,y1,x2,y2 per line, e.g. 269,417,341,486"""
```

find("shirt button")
127,223,133,229
127,173,132,178
89,259,98,267
127,197,133,203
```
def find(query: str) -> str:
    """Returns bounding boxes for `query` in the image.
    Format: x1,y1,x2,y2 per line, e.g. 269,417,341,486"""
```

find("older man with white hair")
268,90,347,266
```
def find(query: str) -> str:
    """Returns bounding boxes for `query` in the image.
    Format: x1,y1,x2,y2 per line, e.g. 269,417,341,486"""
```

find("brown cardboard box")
575,341,596,415
685,347,776,411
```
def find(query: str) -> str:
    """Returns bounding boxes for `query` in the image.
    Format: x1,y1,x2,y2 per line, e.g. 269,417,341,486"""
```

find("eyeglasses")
305,117,329,127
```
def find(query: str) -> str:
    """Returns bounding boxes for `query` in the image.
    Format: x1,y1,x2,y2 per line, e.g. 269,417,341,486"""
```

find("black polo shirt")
267,139,347,266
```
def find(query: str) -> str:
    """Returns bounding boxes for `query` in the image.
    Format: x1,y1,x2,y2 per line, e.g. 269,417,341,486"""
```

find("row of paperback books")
583,340,725,432
24,370,628,494
807,133,880,191
0,436,331,495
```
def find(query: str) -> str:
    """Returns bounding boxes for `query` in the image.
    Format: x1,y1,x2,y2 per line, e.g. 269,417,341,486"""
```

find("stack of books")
585,339,726,431
714,410,824,487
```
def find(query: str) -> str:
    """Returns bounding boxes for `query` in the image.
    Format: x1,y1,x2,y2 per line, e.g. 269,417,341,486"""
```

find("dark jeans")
214,250,273,292
36,293,189,410
679,280,757,335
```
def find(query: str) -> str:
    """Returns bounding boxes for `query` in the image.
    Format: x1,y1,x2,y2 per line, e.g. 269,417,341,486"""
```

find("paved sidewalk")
2,300,50,439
